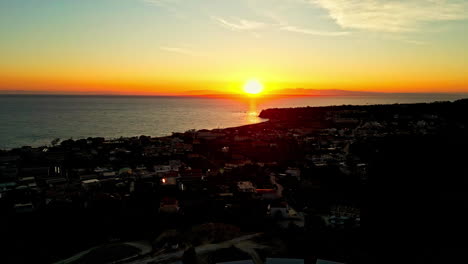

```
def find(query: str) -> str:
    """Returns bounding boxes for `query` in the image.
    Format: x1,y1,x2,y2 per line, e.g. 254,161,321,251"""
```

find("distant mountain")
0,90,54,95
2,89,465,97
271,88,382,96
183,89,237,96
184,88,383,97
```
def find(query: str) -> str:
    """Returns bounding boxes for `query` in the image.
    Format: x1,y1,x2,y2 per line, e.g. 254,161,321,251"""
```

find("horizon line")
2,90,468,98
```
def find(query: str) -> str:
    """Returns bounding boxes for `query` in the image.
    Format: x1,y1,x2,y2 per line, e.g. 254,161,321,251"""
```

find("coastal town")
1,99,468,264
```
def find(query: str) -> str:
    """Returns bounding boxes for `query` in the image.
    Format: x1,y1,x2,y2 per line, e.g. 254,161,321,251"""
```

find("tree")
51,138,60,147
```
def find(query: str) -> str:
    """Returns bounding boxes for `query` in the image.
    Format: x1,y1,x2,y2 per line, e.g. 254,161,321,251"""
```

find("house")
328,205,360,228
251,141,269,148
23,166,67,186
169,160,183,171
285,168,301,180
160,197,179,213
138,171,157,180
0,182,16,192
197,130,220,140
118,167,133,176
178,171,205,192
154,165,172,174
172,143,193,154
0,155,20,164
356,163,368,182
14,203,34,213
237,181,256,193
79,174,99,181
179,168,203,178
102,171,117,178
0,166,18,181
0,156,19,181
161,176,177,186
94,167,112,173
161,171,179,186
18,176,36,185
256,189,278,200
46,178,67,187
20,167,49,180
82,179,100,190
234,135,251,142
268,201,289,219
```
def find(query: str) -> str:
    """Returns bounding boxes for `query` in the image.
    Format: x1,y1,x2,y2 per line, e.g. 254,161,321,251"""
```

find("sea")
1,93,466,149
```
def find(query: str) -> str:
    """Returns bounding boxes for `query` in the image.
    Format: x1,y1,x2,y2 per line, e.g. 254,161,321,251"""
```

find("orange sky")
2,75,466,96
1,0,467,95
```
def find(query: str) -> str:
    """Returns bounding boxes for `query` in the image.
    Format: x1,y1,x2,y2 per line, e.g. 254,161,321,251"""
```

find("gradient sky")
1,0,467,95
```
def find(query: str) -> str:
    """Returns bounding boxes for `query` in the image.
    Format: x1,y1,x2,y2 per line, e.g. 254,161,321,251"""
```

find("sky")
0,0,467,95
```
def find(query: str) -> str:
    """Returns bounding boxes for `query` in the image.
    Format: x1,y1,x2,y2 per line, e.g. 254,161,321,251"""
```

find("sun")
243,79,264,95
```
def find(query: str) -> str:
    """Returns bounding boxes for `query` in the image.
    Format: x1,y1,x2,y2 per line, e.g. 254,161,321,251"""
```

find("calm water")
0,94,466,149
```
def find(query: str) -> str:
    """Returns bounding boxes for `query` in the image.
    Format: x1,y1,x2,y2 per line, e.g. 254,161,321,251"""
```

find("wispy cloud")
309,0,468,32
212,15,350,37
280,25,350,36
403,39,428,45
211,16,267,31
258,9,351,37
160,46,202,56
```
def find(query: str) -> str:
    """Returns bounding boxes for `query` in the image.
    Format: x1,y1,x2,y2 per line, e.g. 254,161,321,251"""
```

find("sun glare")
243,79,264,95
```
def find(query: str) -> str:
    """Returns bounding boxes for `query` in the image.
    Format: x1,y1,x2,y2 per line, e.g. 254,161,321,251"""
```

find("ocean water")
0,94,466,149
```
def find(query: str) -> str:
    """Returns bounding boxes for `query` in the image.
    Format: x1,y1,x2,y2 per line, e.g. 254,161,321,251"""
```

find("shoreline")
2,98,467,151
2,98,468,264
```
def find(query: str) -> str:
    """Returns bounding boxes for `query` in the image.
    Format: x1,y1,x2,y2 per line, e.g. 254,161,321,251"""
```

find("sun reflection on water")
246,98,264,124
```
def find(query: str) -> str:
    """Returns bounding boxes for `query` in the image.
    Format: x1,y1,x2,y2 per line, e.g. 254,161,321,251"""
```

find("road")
125,233,266,264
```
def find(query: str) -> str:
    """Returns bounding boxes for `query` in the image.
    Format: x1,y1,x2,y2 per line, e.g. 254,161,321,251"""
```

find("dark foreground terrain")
1,99,468,263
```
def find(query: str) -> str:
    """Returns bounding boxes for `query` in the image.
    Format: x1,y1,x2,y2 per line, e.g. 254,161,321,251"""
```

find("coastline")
3,94,468,150
1,98,468,263
2,98,467,151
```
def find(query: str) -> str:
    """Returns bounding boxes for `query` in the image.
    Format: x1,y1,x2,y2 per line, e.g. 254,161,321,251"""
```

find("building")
237,181,256,193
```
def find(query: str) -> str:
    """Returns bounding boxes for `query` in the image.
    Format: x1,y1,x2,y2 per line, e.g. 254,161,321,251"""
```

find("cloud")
212,15,350,37
160,46,202,56
309,0,468,32
280,25,350,36
403,39,428,45
211,16,267,31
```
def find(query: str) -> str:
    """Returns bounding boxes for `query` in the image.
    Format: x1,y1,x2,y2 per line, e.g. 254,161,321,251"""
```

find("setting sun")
243,79,264,95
